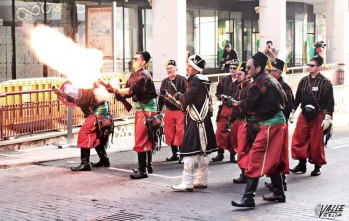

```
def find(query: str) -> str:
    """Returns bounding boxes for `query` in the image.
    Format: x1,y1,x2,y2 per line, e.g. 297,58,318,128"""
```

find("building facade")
0,0,347,82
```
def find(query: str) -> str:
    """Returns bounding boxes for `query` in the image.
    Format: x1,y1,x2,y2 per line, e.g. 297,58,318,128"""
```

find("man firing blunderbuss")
105,51,161,180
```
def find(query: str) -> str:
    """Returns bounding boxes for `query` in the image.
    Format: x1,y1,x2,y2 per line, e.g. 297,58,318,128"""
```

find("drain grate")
95,211,143,221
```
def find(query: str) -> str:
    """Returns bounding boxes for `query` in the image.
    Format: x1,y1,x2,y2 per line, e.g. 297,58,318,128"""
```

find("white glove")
289,109,295,123
321,114,332,131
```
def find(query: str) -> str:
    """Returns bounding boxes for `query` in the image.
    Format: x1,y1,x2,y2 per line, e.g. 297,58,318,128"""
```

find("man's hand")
174,92,182,100
115,94,124,101
321,114,332,131
104,83,118,94
220,95,229,102
224,98,237,107
65,95,76,104
289,109,295,123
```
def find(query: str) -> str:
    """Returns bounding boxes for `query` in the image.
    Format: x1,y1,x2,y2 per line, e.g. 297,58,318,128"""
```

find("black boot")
233,169,247,183
231,177,259,207
290,159,307,173
212,148,224,162
263,173,286,203
147,150,153,174
282,173,287,191
166,145,179,161
178,146,183,164
130,152,148,179
265,173,287,191
91,144,110,167
311,165,321,176
71,148,91,171
230,152,237,163
178,156,183,164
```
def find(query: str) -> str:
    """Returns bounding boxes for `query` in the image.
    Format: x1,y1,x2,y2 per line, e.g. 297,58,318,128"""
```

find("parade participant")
221,43,239,73
229,52,288,207
227,62,252,184
289,55,334,176
53,83,111,171
105,51,158,179
212,59,240,163
171,54,218,191
265,58,294,191
158,60,188,163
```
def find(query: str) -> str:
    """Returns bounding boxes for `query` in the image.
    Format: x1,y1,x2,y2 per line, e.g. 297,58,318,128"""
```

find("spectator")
221,43,239,73
263,40,278,61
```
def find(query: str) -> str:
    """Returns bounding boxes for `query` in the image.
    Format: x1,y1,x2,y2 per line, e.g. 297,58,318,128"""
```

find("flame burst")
26,24,103,89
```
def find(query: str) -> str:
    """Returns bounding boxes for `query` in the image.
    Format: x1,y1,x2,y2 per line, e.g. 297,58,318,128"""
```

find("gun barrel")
98,79,108,87
160,89,168,97
120,98,132,112
162,93,182,109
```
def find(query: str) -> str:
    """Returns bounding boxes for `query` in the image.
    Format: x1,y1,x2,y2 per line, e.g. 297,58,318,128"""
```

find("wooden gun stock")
118,96,133,112
98,79,133,112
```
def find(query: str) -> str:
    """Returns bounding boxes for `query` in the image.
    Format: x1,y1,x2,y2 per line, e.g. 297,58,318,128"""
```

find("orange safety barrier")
0,90,135,141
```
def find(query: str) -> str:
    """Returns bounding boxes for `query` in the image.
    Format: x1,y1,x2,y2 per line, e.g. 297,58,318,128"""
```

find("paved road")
1,126,349,220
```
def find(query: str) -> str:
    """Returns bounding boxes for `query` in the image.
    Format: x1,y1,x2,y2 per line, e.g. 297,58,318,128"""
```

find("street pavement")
1,125,349,220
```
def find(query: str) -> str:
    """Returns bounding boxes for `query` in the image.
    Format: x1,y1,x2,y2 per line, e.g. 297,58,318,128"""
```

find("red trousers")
284,123,290,170
134,111,158,153
244,123,289,178
163,109,185,146
77,114,100,149
291,113,327,166
215,105,237,153
235,121,250,170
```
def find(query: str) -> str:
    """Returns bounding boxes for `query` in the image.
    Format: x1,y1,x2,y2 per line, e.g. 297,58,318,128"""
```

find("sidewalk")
1,122,348,169
0,136,135,169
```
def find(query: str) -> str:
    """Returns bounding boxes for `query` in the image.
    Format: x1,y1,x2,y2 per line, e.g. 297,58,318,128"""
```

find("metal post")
67,107,73,144
54,106,76,148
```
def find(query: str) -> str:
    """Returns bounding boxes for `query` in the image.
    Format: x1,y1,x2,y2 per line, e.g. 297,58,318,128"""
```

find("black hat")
188,54,206,72
166,60,176,67
141,51,151,64
225,43,231,48
229,59,240,66
237,62,247,74
270,58,285,72
310,55,323,66
251,51,268,68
